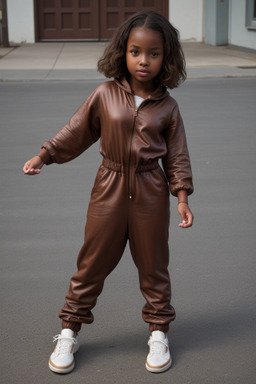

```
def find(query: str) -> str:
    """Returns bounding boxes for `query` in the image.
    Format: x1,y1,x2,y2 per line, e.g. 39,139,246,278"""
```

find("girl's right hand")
23,156,44,175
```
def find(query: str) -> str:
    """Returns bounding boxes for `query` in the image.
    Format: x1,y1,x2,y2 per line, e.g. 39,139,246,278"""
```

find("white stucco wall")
169,0,203,42
229,0,256,50
6,0,204,44
7,0,35,44
6,0,255,49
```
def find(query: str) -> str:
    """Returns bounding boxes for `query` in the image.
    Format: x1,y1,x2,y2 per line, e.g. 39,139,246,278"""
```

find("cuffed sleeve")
37,147,52,165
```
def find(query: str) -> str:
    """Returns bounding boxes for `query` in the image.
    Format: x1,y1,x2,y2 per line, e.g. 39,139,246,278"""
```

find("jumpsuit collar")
114,77,170,101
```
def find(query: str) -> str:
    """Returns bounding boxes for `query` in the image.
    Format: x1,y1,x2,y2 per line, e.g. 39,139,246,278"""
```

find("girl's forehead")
127,26,163,46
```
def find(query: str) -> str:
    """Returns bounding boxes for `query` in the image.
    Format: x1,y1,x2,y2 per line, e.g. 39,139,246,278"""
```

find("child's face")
126,26,164,90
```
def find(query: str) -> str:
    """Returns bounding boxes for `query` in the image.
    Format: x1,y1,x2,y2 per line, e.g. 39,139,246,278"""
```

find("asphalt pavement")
0,42,256,384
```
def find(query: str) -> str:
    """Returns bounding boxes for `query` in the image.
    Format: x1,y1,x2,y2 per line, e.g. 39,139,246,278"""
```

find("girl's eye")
151,52,159,57
130,49,138,56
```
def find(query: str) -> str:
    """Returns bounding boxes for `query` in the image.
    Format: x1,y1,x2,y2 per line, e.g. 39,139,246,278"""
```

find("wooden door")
35,0,168,41
100,0,169,39
35,0,99,40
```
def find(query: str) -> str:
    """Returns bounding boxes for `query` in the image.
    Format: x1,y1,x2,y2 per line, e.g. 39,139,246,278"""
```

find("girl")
23,11,194,374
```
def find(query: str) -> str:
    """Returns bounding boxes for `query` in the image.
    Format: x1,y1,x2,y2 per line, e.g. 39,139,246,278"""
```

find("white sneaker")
49,329,80,374
145,330,172,373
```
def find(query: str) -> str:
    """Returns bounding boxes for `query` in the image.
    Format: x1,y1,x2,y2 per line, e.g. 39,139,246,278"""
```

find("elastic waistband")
102,158,159,173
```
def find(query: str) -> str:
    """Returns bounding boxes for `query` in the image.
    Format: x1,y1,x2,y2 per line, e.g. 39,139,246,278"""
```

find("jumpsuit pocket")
140,166,170,200
91,165,108,194
155,166,170,194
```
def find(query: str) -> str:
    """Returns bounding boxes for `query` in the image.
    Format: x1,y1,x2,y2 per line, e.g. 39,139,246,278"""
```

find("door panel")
35,0,168,41
100,0,168,39
36,0,99,40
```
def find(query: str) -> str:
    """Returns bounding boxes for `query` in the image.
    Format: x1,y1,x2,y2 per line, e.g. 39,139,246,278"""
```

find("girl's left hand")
23,156,44,175
177,203,194,228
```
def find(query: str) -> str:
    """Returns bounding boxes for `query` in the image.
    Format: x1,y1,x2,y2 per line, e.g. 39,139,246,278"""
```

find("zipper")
128,107,138,200
128,96,150,200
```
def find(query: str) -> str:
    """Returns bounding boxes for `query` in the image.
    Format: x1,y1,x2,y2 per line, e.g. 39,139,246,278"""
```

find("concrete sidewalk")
0,42,256,81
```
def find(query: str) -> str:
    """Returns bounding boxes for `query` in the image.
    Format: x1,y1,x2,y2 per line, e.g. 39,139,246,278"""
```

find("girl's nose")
139,54,149,66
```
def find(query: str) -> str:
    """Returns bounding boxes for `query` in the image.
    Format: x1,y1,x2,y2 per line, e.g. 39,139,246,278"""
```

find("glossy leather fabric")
42,77,193,331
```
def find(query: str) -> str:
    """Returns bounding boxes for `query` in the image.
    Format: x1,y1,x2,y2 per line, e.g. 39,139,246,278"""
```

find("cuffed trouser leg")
129,167,176,332
62,321,82,333
59,168,128,327
59,212,127,326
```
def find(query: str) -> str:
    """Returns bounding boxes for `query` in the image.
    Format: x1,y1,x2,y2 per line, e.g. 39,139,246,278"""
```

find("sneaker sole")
48,359,75,374
48,340,79,374
145,357,172,373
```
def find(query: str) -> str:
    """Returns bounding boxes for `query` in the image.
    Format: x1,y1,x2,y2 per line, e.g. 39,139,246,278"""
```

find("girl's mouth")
136,70,150,77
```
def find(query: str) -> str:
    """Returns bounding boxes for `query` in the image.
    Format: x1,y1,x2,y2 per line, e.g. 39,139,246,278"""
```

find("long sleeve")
42,89,101,165
162,103,194,197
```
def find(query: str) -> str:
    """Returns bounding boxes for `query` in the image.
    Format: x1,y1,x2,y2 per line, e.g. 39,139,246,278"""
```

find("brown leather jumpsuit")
42,77,193,333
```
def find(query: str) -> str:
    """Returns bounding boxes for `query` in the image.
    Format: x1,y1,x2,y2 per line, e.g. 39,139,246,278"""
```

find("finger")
24,168,41,175
179,214,193,228
187,212,194,226
187,216,194,227
23,162,30,173
30,168,41,175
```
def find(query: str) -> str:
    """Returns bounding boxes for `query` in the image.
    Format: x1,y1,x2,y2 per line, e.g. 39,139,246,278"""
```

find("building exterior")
2,0,256,51
229,0,256,50
204,0,256,50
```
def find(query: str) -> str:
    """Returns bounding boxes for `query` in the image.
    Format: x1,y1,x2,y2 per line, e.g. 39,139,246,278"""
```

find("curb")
0,67,256,82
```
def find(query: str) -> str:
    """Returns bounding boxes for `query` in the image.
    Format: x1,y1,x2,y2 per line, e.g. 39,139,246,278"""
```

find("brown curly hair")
97,11,186,89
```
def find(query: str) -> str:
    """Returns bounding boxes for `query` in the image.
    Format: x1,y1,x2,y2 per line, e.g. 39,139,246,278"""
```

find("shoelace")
148,338,168,355
53,334,77,355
